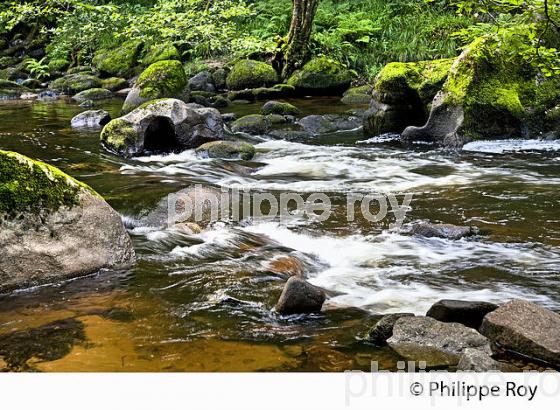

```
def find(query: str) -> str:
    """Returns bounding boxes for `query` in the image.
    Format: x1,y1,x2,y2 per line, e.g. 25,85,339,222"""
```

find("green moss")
101,77,127,91
93,40,144,77
261,101,300,116
48,59,70,73
341,85,373,104
142,43,181,66
136,60,187,99
49,74,102,94
73,88,113,102
195,141,255,161
287,57,352,92
0,150,97,217
226,60,278,91
100,119,138,154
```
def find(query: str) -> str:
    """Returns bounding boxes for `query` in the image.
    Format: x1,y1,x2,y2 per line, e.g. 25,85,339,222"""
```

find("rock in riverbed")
387,316,492,367
480,300,560,367
368,313,415,346
195,140,255,161
0,150,135,292
426,300,498,329
457,348,509,372
409,222,477,240
275,277,326,315
71,110,111,129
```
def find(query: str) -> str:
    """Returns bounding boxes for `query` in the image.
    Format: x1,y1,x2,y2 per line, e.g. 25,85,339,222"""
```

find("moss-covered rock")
101,77,127,91
195,140,256,161
261,100,301,116
226,60,279,91
228,84,296,102
341,85,373,105
100,118,139,154
121,60,188,113
0,80,28,100
49,73,102,95
72,88,113,102
212,68,228,90
142,43,181,66
287,57,352,95
93,40,144,77
231,114,271,134
47,58,70,73
402,35,560,146
0,56,18,69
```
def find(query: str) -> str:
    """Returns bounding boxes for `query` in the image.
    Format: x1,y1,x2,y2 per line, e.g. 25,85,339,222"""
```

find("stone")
71,110,111,129
188,71,216,93
457,348,504,372
0,150,135,292
101,77,128,92
287,57,352,95
231,114,271,135
298,114,362,134
368,313,415,345
141,43,181,66
387,316,492,367
341,85,373,105
480,299,560,367
93,40,144,77
101,98,223,157
72,88,113,102
122,60,188,114
49,73,102,95
226,60,279,91
409,222,477,240
195,140,255,161
261,100,301,116
426,300,498,329
275,277,326,315
212,68,228,90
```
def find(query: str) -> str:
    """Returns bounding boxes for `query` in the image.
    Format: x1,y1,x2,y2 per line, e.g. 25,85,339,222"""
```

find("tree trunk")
280,0,319,80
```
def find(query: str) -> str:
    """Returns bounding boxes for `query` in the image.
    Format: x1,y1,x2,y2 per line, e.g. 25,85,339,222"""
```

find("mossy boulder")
93,40,144,77
402,35,560,146
122,60,188,114
72,88,113,102
287,57,352,95
226,60,279,91
341,85,373,105
101,77,127,92
195,140,256,161
48,58,70,73
261,101,301,116
0,80,29,100
141,43,181,66
101,98,223,157
49,73,102,95
212,68,228,90
228,84,296,102
231,114,271,134
0,150,135,291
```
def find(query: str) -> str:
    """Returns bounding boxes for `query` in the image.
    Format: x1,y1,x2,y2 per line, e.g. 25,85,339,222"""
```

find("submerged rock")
72,88,113,102
101,98,223,157
288,57,352,95
261,100,301,116
368,313,415,346
226,60,278,91
426,300,498,329
0,150,135,292
195,140,255,161
71,110,111,129
480,299,560,367
298,114,362,134
275,277,326,315
122,59,189,113
409,222,477,240
387,316,492,367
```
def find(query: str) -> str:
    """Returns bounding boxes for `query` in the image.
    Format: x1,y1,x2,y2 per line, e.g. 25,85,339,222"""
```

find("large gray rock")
275,277,326,315
71,110,111,129
387,316,492,367
100,98,223,157
0,150,135,292
188,71,216,93
426,300,498,329
480,300,560,367
298,114,361,135
368,313,414,345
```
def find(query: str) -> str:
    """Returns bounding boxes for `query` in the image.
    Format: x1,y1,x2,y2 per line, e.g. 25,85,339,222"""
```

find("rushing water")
0,97,559,371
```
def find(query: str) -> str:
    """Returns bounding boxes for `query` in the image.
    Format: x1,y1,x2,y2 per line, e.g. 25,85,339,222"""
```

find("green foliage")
25,57,50,79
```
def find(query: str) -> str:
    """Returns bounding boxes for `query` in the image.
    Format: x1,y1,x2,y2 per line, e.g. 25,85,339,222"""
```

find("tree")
277,0,319,79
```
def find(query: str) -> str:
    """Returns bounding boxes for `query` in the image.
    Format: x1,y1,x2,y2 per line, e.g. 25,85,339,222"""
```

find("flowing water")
0,97,559,372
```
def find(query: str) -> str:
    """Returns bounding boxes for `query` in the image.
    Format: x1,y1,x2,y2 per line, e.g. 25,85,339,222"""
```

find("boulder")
188,71,216,93
480,299,560,367
47,58,70,73
49,73,102,95
72,88,113,102
226,60,279,91
0,150,135,292
275,277,326,315
287,57,352,95
426,300,498,329
231,114,271,135
122,60,188,114
261,101,301,116
402,36,560,147
71,110,111,129
457,348,508,372
409,222,477,240
212,68,228,90
0,79,28,100
368,313,415,345
101,77,128,92
141,43,181,66
363,59,453,137
387,316,492,367
341,85,373,105
93,40,143,77
228,84,296,102
298,114,361,134
195,140,255,161
101,98,223,157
